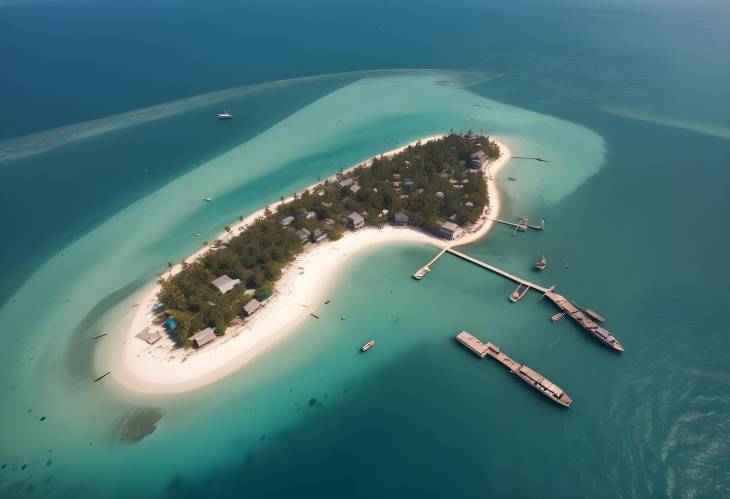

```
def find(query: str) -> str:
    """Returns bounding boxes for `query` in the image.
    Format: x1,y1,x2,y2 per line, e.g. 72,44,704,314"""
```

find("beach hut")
281,216,294,227
191,327,216,348
393,213,409,226
296,228,311,243
347,212,365,230
339,178,355,188
437,221,464,240
243,299,261,317
211,275,241,294
349,183,361,194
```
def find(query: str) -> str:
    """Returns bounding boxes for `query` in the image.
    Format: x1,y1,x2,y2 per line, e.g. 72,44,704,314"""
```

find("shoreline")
106,136,512,395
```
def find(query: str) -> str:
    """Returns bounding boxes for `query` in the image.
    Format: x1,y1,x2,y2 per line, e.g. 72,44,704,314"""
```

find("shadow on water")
65,276,149,385
112,408,163,445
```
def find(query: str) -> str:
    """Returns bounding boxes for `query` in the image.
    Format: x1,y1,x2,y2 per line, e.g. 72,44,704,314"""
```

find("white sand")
108,137,511,394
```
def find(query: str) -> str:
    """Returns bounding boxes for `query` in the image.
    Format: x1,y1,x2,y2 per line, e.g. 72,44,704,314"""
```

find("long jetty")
421,249,623,352
488,217,544,231
446,248,550,293
455,331,572,407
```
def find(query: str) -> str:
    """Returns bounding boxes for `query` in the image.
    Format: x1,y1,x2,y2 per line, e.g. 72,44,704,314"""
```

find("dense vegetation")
157,133,499,346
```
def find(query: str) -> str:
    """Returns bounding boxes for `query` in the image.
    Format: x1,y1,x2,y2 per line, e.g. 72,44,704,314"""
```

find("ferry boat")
509,283,530,302
412,266,430,280
534,255,547,271
217,110,233,120
511,365,573,408
361,340,375,352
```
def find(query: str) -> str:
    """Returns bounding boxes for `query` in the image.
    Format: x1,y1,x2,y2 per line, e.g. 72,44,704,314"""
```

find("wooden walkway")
488,217,544,231
446,248,550,293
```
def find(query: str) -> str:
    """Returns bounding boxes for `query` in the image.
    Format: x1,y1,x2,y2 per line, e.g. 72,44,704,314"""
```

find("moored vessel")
534,255,547,271
509,283,530,302
217,110,233,120
550,312,565,322
412,266,430,280
361,340,375,352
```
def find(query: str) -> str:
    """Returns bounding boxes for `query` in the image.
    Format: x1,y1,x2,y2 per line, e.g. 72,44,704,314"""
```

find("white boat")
217,110,233,120
203,197,212,202
361,340,375,352
534,255,547,271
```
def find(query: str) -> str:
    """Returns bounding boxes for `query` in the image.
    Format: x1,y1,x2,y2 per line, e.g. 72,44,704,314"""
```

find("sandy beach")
107,137,512,394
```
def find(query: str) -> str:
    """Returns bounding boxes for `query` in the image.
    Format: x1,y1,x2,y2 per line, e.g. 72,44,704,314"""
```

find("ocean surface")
1,0,729,498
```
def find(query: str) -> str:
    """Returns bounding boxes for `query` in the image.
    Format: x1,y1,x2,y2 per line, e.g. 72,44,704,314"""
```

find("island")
113,133,512,393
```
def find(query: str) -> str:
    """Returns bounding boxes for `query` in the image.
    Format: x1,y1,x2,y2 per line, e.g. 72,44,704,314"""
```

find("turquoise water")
1,1,729,498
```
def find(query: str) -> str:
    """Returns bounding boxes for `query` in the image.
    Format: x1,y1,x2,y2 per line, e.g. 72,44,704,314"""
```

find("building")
136,327,162,345
435,191,445,199
440,165,453,175
243,298,261,317
312,229,327,242
281,216,294,227
349,183,361,194
393,212,409,226
296,228,311,242
347,212,365,230
339,178,355,188
211,275,241,294
192,327,216,348
465,201,475,208
437,221,464,240
306,211,316,219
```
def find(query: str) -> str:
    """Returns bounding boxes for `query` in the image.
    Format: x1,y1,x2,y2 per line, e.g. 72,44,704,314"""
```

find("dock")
446,248,550,293
489,217,544,231
424,249,623,352
412,247,447,280
455,331,572,407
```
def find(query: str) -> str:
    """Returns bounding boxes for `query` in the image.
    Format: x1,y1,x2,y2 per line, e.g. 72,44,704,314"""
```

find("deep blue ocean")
1,0,729,498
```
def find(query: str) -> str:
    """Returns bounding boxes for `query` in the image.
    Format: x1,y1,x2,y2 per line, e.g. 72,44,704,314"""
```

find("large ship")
545,292,623,352
509,283,530,302
455,331,572,408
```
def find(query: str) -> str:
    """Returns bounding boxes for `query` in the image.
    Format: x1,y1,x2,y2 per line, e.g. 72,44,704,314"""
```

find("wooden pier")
489,217,544,231
446,248,550,293
412,247,447,280
455,331,572,407
423,249,623,352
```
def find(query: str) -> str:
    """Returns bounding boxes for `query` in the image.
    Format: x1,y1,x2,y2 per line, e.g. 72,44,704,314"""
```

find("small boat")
550,312,566,322
585,309,606,323
361,340,375,352
534,255,547,271
194,232,201,237
516,216,529,231
509,283,530,302
412,266,430,280
203,197,212,202
508,176,517,181
217,110,233,120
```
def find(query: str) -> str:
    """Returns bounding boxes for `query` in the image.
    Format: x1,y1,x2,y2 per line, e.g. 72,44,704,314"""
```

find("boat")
508,176,517,181
534,255,547,271
550,312,566,322
454,332,572,408
511,364,573,408
202,197,212,202
193,232,201,237
516,216,528,231
361,340,375,352
412,266,430,280
509,283,530,302
545,292,624,352
585,309,606,323
217,110,233,120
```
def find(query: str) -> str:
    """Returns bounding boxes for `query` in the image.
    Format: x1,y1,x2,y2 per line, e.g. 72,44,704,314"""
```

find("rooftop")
211,275,241,294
